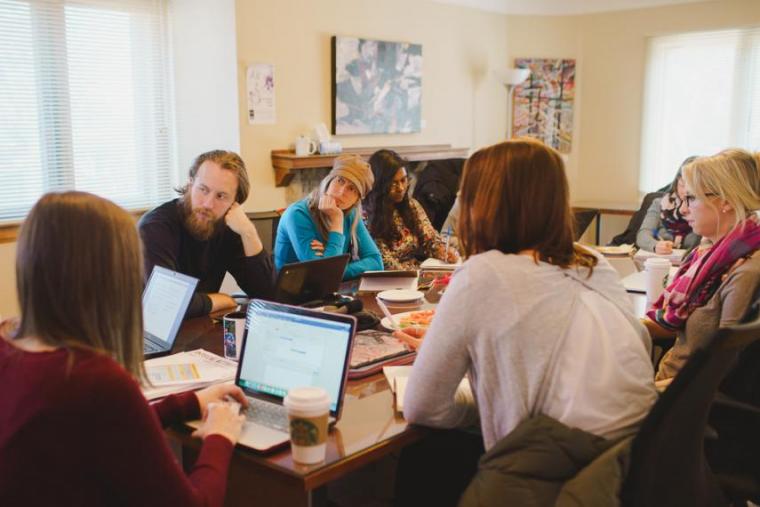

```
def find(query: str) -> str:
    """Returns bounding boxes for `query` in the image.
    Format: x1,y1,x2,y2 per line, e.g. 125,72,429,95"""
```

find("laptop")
142,266,198,359
274,254,350,305
230,299,356,452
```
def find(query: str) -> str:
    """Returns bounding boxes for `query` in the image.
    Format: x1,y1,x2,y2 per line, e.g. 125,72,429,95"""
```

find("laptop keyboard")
244,397,289,433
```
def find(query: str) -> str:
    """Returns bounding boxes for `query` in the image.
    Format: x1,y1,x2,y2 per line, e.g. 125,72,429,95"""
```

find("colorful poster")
247,63,276,125
513,58,575,153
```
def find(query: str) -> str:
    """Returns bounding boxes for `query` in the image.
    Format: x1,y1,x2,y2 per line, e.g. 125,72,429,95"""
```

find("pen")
444,225,452,258
375,296,399,330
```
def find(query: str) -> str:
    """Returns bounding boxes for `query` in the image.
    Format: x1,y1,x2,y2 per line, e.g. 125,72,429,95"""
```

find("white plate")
380,309,436,331
377,289,424,303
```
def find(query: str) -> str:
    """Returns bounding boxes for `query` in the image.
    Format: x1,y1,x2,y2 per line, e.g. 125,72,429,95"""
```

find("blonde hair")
15,192,145,381
682,148,760,227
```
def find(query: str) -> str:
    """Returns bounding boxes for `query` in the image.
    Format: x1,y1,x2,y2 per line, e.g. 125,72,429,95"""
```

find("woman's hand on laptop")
393,326,427,351
195,384,249,419
191,402,245,445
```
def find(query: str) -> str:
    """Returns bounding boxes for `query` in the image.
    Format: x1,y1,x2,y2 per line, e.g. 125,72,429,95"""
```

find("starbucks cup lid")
284,386,330,413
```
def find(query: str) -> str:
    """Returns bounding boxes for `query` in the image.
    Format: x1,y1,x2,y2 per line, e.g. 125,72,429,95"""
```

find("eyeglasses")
683,192,717,207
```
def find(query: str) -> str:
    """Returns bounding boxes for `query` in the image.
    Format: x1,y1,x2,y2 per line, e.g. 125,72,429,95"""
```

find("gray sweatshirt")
404,250,657,450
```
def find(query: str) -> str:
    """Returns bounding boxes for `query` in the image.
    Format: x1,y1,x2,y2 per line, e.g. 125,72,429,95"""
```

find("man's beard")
180,197,224,241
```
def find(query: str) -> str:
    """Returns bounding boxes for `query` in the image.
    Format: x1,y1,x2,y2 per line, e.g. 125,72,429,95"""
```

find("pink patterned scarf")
647,212,760,331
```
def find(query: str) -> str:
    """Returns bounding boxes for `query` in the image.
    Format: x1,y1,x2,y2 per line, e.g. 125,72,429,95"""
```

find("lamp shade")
494,68,531,87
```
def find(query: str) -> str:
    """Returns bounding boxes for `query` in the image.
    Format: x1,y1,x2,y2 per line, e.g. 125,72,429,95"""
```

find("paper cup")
222,311,246,361
283,387,331,464
645,257,672,303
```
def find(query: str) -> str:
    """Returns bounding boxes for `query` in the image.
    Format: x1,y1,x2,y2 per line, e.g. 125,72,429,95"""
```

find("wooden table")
169,291,434,507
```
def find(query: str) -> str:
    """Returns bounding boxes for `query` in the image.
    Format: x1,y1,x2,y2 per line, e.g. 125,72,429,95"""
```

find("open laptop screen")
238,300,354,414
142,266,197,347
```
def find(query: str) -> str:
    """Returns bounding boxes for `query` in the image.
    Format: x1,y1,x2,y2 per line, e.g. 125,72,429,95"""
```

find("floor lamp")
494,68,531,140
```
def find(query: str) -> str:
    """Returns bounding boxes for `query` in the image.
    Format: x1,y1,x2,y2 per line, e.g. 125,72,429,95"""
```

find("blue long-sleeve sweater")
274,199,383,280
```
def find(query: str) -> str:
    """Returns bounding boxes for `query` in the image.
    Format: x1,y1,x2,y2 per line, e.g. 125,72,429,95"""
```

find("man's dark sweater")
138,199,274,318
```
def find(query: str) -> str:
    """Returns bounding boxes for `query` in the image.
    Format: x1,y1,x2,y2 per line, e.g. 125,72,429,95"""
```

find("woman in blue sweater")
274,154,383,279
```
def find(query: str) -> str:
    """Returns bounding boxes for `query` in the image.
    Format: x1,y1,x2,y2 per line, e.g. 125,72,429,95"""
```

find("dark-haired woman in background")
636,157,701,254
364,149,459,270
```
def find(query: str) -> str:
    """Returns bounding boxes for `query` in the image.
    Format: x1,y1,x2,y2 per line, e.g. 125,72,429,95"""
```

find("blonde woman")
0,192,247,506
644,149,760,380
274,154,383,279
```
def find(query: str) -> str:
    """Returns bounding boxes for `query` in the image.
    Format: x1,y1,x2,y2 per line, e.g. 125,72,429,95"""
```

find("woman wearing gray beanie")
274,154,383,279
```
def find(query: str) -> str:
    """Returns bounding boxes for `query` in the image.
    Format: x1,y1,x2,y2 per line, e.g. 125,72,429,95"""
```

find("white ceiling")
431,0,715,15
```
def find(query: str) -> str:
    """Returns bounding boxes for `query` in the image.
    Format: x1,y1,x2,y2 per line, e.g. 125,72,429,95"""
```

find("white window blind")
0,0,176,224
640,27,760,192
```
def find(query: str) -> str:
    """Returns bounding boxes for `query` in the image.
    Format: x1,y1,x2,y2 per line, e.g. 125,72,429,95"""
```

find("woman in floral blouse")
364,149,460,270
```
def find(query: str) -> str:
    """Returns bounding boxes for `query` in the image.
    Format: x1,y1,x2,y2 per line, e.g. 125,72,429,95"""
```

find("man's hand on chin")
225,203,263,256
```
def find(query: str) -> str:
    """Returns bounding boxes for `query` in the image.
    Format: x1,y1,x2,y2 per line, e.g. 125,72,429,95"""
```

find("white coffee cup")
644,257,672,303
294,135,317,157
222,311,246,361
283,387,331,464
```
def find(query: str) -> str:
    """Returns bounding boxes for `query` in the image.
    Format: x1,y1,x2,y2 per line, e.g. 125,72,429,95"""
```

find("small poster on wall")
247,63,276,125
513,58,575,153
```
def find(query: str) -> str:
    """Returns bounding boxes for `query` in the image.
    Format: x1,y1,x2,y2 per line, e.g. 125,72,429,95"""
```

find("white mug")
295,136,317,157
644,257,672,303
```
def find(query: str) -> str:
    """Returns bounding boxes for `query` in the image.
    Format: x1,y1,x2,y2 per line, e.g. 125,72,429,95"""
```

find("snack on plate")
398,309,435,329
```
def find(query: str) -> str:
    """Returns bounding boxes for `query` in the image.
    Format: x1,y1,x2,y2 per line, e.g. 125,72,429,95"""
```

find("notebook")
227,299,356,452
274,254,350,305
142,266,198,359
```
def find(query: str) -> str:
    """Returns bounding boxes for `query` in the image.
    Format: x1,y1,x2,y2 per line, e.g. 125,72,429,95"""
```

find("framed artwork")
513,58,575,153
331,36,422,135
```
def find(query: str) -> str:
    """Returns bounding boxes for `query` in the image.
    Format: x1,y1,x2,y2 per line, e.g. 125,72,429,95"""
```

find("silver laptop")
232,299,356,452
143,266,198,359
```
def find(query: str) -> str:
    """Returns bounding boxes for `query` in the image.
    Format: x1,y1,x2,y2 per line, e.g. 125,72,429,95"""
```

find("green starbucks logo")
290,419,320,446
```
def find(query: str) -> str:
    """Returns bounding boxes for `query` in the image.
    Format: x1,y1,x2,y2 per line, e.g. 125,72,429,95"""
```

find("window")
640,28,760,191
0,0,176,223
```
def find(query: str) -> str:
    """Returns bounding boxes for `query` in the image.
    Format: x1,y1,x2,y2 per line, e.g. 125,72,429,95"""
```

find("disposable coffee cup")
222,311,246,361
644,257,672,303
283,387,331,464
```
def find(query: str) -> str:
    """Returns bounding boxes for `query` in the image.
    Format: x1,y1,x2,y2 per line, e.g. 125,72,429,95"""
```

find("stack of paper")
383,365,472,415
358,270,418,291
633,248,687,265
142,349,237,401
419,258,462,271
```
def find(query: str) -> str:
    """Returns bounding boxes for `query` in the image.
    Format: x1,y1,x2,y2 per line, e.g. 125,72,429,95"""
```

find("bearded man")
139,150,274,318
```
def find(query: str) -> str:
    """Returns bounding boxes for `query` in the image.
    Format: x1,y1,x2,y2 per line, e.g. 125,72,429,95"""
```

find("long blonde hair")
682,148,760,228
15,192,145,380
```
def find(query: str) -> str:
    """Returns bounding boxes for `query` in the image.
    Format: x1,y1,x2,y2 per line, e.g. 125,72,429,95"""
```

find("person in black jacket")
138,150,274,318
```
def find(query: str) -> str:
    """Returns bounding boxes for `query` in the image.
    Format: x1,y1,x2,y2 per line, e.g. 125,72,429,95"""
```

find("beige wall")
0,243,17,318
235,0,510,211
574,0,760,204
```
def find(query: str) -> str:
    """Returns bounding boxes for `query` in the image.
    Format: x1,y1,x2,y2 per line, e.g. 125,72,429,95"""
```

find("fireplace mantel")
271,144,469,187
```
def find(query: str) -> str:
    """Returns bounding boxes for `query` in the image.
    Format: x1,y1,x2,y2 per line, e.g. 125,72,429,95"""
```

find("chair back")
621,300,760,506
247,210,281,254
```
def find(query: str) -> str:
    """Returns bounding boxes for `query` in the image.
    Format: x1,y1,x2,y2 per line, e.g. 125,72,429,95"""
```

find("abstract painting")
513,58,575,153
332,36,422,135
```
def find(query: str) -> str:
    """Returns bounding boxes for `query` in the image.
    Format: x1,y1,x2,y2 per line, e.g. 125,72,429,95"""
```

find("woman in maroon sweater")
0,191,247,507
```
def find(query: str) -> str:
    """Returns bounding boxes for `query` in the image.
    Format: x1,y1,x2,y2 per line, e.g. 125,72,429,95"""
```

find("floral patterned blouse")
374,198,449,270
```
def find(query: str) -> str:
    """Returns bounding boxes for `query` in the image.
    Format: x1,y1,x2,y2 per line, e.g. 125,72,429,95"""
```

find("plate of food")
380,309,436,331
377,289,425,303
